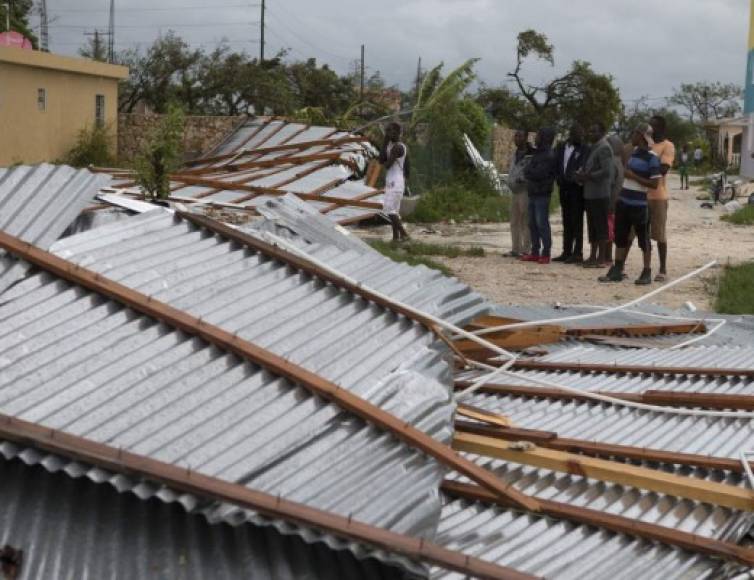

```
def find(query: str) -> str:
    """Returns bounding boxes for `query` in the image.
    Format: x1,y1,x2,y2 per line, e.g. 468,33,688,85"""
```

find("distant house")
0,46,128,167
706,117,745,172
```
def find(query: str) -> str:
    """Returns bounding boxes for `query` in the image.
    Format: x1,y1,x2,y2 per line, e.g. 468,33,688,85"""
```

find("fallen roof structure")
0,164,108,293
3,172,754,579
108,117,387,226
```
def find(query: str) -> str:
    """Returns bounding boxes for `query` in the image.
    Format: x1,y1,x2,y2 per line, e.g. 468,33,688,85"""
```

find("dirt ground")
355,174,754,311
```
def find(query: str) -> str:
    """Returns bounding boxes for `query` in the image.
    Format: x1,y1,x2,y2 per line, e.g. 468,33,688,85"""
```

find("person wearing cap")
646,115,675,282
599,124,662,285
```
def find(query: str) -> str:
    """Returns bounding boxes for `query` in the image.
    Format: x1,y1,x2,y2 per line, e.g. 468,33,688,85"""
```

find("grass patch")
407,173,510,223
721,205,754,225
382,240,485,258
368,240,462,276
716,262,754,314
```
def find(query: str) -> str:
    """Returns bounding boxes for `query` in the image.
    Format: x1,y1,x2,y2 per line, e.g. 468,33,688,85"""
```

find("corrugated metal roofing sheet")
0,209,460,574
0,456,408,580
432,496,743,580
0,164,108,293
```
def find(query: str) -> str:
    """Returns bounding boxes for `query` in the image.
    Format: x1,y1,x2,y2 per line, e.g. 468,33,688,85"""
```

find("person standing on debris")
679,144,690,190
504,130,533,258
576,121,613,268
379,122,410,242
599,124,661,285
554,124,588,263
646,115,675,282
521,127,558,264
606,134,625,264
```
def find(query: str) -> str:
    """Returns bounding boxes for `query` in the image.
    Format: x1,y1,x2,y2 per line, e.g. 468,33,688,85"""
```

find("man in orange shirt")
647,115,675,282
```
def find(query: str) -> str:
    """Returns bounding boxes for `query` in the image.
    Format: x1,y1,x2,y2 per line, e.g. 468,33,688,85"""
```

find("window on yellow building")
37,88,46,112
95,94,105,127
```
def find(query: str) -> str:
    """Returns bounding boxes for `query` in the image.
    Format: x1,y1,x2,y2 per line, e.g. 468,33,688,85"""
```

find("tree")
482,29,621,132
287,58,356,118
135,103,185,199
79,32,108,62
0,0,38,47
618,98,699,147
117,32,202,114
669,82,742,124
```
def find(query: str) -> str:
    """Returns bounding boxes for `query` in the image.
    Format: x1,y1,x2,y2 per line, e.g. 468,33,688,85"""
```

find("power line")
264,5,352,63
49,22,259,29
50,3,259,12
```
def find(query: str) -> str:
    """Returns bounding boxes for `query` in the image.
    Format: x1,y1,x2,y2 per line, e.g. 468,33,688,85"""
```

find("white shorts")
383,189,403,216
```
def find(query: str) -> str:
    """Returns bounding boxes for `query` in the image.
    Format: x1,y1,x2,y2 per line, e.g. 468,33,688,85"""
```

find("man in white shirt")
379,122,410,242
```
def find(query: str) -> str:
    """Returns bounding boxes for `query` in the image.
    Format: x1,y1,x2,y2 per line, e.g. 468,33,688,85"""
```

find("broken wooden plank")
453,431,754,511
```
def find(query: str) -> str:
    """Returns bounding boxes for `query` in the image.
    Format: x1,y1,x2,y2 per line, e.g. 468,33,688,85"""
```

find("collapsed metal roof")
108,118,387,226
0,164,108,293
0,455,407,580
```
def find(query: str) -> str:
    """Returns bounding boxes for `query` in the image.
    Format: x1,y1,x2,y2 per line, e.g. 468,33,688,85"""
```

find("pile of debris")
2,165,754,579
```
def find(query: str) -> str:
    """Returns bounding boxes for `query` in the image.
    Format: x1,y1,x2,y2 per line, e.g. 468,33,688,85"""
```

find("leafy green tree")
482,30,621,132
135,104,185,199
287,58,356,118
117,33,202,114
79,32,108,62
64,124,115,167
1,0,38,47
618,99,700,146
669,82,742,124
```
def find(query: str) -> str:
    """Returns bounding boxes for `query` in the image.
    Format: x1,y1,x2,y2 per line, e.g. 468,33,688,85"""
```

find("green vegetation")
716,262,754,314
135,104,185,199
407,173,509,223
64,125,115,168
721,205,754,225
371,239,484,258
368,241,453,276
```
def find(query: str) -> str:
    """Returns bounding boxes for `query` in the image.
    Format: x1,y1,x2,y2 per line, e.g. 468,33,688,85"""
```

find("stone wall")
118,113,245,163
490,125,536,173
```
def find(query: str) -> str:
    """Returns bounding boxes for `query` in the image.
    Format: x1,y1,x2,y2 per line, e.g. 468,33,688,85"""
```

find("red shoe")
538,256,551,265
519,254,540,262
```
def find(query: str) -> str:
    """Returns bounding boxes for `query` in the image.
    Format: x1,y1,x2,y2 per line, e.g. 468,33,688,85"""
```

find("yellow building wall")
0,59,123,166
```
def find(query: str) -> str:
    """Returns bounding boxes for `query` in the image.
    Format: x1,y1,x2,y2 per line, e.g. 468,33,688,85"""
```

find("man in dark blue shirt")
599,124,661,285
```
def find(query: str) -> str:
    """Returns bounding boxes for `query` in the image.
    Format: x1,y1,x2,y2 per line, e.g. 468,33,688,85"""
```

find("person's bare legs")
390,214,410,241
657,241,668,279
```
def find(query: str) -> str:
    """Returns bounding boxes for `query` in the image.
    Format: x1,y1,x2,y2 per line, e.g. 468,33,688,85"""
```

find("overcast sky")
43,0,750,103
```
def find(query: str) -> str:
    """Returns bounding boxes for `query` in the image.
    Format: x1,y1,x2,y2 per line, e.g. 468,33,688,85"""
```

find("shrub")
716,262,754,314
721,205,754,226
368,241,453,276
64,124,114,168
408,172,510,223
135,104,185,199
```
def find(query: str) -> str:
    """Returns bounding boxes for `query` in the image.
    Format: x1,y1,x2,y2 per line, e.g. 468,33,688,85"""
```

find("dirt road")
357,174,754,310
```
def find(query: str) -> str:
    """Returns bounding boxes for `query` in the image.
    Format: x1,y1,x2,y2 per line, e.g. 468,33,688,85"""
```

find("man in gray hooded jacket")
576,121,614,267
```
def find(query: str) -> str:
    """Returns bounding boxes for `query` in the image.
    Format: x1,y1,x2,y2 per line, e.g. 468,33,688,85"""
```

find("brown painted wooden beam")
0,413,535,580
509,360,754,379
453,381,754,411
442,480,754,568
0,228,540,513
564,321,707,337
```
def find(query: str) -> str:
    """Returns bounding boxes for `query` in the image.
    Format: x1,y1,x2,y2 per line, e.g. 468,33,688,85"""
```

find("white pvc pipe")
462,359,754,419
472,261,719,336
261,232,754,418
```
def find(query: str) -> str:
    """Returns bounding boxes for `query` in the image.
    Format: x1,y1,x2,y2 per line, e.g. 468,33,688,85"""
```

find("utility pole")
107,0,115,63
38,0,48,50
360,44,365,102
260,0,265,61
415,57,422,99
2,3,9,33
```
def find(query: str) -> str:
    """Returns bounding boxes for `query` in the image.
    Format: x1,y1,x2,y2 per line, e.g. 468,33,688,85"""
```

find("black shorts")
584,198,609,243
614,200,650,251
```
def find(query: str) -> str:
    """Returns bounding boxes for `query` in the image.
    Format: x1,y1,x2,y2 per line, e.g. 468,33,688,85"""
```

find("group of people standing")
506,115,675,285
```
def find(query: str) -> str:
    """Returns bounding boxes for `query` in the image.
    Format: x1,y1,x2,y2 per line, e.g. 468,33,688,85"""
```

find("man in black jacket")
554,124,588,263
522,127,558,264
